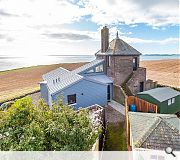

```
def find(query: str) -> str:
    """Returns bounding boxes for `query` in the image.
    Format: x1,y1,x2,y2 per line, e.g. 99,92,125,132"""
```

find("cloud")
42,32,92,41
121,36,179,45
0,9,18,17
0,34,14,42
83,0,179,26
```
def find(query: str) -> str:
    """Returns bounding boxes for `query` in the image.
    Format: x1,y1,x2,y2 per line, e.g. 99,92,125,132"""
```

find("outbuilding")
137,87,180,114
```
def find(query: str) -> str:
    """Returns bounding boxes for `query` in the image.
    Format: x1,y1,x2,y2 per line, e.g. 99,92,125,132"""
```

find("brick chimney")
101,26,109,53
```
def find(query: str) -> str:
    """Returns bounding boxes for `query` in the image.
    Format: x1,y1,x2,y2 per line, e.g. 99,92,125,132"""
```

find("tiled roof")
72,59,104,74
137,87,180,102
128,112,180,151
96,37,141,56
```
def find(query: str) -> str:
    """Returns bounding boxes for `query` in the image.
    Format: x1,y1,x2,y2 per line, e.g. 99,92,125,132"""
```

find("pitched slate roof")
137,87,180,102
96,36,141,56
128,112,180,151
42,59,105,95
72,59,104,74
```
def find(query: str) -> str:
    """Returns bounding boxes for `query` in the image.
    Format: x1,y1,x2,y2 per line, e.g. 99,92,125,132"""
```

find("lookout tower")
96,26,146,95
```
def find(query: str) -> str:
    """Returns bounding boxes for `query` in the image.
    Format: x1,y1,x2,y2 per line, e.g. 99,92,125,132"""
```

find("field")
140,59,180,89
0,59,179,103
0,63,86,103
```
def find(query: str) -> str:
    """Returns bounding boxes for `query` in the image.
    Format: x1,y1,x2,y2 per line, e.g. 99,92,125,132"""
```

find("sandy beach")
0,59,179,103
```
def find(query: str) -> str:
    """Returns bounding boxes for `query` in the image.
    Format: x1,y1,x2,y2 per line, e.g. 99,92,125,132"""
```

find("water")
0,54,179,71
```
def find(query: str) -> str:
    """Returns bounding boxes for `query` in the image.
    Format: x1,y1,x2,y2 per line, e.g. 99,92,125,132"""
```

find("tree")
0,97,101,151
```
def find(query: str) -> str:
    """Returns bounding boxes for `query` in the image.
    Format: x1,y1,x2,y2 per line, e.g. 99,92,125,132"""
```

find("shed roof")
96,36,141,56
137,87,180,102
128,112,180,150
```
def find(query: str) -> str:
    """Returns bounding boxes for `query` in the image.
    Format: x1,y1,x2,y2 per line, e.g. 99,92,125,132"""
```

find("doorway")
107,85,111,102
139,82,144,92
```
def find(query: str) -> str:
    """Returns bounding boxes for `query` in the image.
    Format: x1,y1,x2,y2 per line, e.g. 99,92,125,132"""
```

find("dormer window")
95,64,104,72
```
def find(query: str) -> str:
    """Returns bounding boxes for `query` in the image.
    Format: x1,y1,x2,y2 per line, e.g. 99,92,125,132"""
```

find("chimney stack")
101,26,109,53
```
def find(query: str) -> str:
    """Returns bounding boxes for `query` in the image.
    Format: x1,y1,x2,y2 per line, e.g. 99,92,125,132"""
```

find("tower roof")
96,36,141,56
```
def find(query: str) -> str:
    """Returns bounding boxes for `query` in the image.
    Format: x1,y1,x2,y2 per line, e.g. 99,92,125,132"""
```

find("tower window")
106,56,111,67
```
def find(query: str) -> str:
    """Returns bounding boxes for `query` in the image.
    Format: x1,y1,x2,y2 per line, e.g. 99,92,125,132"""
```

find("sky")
0,0,179,56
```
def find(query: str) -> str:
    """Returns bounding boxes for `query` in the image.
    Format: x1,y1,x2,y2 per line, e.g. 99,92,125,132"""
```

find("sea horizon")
0,54,179,72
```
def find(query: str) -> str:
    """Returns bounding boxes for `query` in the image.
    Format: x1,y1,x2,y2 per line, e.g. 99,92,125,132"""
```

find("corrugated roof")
43,67,83,95
86,74,113,84
42,59,105,95
96,37,141,56
128,112,180,150
72,59,104,74
43,67,69,82
137,87,180,102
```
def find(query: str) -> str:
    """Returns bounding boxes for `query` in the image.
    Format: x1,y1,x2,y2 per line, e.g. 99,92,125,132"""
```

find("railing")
127,96,158,113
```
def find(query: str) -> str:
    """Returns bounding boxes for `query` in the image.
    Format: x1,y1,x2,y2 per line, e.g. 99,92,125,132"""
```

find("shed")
137,87,180,114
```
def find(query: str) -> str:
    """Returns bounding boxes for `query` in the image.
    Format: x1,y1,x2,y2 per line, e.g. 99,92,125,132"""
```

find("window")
172,98,175,104
168,99,171,106
106,56,111,67
67,94,76,105
95,64,104,72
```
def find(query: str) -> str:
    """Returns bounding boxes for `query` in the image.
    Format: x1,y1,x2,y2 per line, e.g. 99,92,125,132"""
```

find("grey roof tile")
128,112,180,150
96,37,141,56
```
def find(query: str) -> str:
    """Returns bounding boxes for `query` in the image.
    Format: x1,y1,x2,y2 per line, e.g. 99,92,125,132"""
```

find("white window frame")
168,99,171,106
171,98,175,104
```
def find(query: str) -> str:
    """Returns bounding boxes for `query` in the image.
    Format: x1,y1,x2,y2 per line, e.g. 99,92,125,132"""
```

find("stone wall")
97,55,140,86
113,84,127,105
126,67,146,95
145,79,158,90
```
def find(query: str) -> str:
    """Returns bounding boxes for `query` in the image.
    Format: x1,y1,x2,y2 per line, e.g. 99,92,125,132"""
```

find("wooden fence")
127,96,158,113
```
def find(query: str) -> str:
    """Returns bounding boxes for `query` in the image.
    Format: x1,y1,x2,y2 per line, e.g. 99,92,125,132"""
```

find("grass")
104,122,127,151
0,86,40,104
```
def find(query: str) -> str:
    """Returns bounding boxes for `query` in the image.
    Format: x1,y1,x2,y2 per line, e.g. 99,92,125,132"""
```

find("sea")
0,54,179,72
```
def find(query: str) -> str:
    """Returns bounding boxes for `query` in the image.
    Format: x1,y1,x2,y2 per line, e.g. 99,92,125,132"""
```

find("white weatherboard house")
40,59,113,108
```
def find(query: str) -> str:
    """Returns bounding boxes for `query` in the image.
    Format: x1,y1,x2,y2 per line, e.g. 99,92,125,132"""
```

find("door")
139,82,144,92
107,85,111,102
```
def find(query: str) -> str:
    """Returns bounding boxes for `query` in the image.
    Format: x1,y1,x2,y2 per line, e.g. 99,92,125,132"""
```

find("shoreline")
0,59,179,104
0,58,179,73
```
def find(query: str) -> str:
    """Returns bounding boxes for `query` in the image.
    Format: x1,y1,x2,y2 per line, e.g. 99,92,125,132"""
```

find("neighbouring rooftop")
128,112,180,151
137,87,180,102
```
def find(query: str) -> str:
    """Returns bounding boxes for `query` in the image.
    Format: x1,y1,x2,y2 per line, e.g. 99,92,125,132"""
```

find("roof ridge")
135,117,162,148
138,118,180,148
163,119,180,134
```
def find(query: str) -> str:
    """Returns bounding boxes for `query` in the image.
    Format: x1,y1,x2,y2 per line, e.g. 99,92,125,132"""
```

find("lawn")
104,122,127,151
